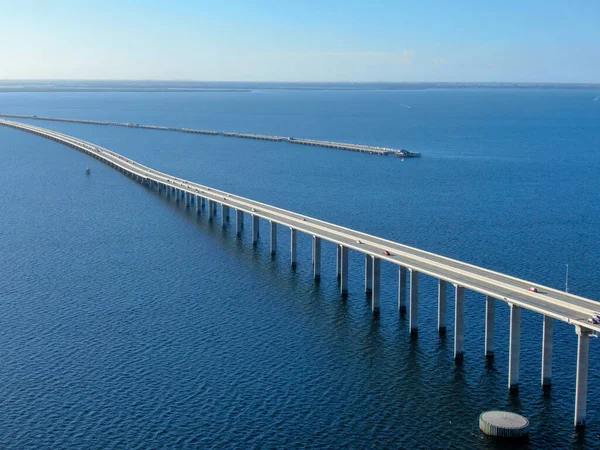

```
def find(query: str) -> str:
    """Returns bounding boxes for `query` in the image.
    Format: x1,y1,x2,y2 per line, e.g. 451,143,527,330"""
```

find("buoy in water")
479,411,529,438
86,167,91,175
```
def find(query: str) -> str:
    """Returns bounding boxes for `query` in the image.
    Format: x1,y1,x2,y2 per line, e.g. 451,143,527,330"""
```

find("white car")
588,314,600,325
356,240,363,244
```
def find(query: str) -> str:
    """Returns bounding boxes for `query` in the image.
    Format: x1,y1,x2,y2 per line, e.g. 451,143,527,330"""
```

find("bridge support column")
186,192,191,207
290,228,297,267
336,245,342,280
454,285,465,360
313,236,321,281
508,304,521,391
340,246,349,297
438,280,447,332
196,195,201,213
365,255,373,295
252,215,259,246
270,222,277,255
574,326,591,428
485,296,495,358
208,200,215,220
409,269,419,334
372,256,380,314
221,204,229,227
542,315,553,388
398,266,407,312
236,210,243,236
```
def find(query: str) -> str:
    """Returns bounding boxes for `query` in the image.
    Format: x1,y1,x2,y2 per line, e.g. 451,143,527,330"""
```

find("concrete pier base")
438,279,447,332
269,221,277,255
454,285,465,360
398,266,406,312
290,228,297,267
313,236,321,281
409,269,419,334
542,315,553,388
196,195,201,213
252,215,259,245
575,326,591,428
485,296,495,358
208,200,215,220
236,210,243,236
372,256,380,314
508,304,521,391
340,246,349,297
365,255,373,295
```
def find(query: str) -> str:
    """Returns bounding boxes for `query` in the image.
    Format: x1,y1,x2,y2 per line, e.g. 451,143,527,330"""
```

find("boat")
86,167,91,174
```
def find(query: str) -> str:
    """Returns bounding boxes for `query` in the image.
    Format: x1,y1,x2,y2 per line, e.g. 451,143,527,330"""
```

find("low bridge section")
0,113,421,158
0,118,596,428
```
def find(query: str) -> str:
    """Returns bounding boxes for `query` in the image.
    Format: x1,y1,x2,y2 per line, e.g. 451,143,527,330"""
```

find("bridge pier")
365,255,373,295
290,228,297,268
542,315,553,388
312,236,321,280
252,215,259,245
438,280,447,332
236,210,243,236
196,195,201,213
485,296,495,358
508,304,521,391
270,221,277,255
372,256,381,314
398,266,407,312
208,200,215,220
221,204,229,227
340,246,349,297
454,285,465,360
336,245,342,280
409,269,419,334
575,326,591,428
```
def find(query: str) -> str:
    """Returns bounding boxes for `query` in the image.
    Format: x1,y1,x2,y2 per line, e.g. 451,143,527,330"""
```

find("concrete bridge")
1,118,598,428
0,113,421,158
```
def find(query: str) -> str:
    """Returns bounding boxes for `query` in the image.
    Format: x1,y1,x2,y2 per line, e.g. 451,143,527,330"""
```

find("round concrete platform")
479,411,530,438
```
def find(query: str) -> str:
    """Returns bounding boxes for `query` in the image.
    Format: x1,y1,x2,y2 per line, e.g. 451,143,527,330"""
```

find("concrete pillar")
574,326,591,428
508,304,521,391
208,200,214,220
372,256,381,314
454,285,465,360
409,269,419,334
398,266,407,312
221,204,230,225
365,255,373,295
485,296,495,358
252,215,259,246
313,236,321,280
340,246,349,297
236,210,243,236
290,228,297,267
270,221,277,255
221,204,230,227
336,245,342,280
438,280,447,332
196,195,201,213
542,315,553,388
186,192,191,207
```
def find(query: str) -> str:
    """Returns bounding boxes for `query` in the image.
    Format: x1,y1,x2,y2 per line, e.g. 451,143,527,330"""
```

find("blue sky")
1,0,598,82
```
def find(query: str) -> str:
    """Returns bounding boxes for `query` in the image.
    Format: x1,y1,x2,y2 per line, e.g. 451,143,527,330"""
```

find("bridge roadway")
0,113,421,157
1,117,597,428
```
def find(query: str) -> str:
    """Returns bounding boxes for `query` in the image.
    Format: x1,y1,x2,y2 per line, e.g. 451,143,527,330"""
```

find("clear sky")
1,0,598,82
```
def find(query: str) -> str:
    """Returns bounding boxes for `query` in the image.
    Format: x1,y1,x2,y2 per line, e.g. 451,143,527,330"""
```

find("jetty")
0,113,421,158
1,117,598,429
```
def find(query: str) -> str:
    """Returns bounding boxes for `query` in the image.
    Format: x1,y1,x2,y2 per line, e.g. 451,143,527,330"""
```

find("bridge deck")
1,118,597,332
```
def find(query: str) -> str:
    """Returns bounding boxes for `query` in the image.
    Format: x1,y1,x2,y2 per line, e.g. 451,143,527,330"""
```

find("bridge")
1,117,598,428
0,113,421,158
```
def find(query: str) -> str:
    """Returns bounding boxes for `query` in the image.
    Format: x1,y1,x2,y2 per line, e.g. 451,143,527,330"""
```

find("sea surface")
0,85,599,449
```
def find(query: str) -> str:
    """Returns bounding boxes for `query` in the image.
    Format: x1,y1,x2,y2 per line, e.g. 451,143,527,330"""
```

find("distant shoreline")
0,80,599,93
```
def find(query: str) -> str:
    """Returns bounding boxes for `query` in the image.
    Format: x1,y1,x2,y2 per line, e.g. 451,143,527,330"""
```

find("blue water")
0,88,599,448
